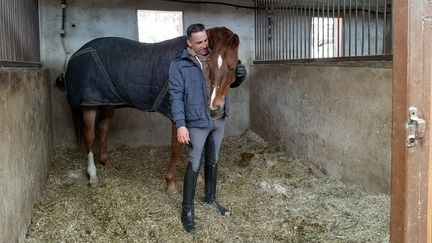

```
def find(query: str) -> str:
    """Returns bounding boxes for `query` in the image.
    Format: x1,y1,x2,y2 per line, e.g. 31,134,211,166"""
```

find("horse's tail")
71,107,84,152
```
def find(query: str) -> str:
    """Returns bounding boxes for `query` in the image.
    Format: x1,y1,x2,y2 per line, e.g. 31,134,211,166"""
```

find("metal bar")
343,0,346,56
278,0,281,60
375,0,378,55
267,0,271,60
255,0,264,60
327,0,330,58
311,0,314,58
318,0,320,58
279,0,285,60
258,0,262,59
303,0,307,59
272,0,279,60
262,0,265,60
383,0,387,54
300,1,303,59
262,0,264,60
308,0,312,58
257,0,261,60
355,0,358,56
255,0,257,59
298,1,301,59
368,0,371,55
291,1,294,59
362,0,365,55
284,1,289,60
295,1,298,59
332,0,335,57
0,1,5,60
264,0,267,60
278,0,282,60
278,0,283,59
337,0,340,57
253,54,392,64
321,0,325,58
349,0,352,56
315,0,318,58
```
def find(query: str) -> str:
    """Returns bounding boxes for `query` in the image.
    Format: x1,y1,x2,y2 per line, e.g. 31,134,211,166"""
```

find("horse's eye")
228,66,235,72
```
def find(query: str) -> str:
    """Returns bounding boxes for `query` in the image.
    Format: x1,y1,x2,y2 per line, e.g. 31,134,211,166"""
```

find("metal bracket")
406,107,426,148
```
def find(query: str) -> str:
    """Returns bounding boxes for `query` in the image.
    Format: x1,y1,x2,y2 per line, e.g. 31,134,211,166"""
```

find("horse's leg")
83,106,98,185
166,124,180,193
98,106,115,166
71,108,83,152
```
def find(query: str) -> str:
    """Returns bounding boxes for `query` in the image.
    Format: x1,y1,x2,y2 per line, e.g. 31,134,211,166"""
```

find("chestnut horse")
64,27,240,192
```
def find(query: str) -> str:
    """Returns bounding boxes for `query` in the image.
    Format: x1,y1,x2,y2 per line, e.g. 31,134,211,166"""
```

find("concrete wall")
0,68,52,242
250,63,392,193
39,0,254,148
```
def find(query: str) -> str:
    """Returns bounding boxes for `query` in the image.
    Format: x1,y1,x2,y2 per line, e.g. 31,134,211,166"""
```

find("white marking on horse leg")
217,54,223,69
210,87,217,109
87,152,98,185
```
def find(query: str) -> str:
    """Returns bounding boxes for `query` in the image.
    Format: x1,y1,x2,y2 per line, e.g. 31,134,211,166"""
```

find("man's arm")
168,61,190,145
230,60,247,88
169,61,186,128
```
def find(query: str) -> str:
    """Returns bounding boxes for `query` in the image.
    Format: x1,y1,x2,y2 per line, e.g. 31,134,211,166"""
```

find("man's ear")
186,39,192,48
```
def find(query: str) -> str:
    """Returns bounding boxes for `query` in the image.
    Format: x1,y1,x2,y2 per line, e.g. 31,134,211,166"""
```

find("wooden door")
391,0,432,242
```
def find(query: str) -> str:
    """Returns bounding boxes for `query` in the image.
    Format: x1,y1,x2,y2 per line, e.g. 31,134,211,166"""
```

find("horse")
64,27,240,192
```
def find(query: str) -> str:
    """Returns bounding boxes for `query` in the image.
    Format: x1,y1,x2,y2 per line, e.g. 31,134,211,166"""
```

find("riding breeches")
187,118,225,172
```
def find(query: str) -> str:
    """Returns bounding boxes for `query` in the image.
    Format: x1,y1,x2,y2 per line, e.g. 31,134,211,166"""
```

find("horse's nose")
209,104,220,111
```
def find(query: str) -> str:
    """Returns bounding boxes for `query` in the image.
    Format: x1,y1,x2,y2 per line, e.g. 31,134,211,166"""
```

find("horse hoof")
100,158,113,167
89,177,99,186
166,183,177,194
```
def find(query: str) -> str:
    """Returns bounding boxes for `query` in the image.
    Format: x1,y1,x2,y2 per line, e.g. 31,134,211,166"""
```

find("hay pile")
26,131,389,242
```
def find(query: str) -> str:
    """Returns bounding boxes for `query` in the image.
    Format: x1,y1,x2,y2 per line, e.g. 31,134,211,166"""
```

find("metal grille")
255,0,392,61
0,0,40,64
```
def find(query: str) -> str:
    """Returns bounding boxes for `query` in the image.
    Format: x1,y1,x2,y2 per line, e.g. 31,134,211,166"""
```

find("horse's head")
206,27,240,111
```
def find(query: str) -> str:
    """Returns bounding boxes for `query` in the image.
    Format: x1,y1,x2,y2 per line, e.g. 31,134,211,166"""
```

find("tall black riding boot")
181,162,199,233
204,162,230,216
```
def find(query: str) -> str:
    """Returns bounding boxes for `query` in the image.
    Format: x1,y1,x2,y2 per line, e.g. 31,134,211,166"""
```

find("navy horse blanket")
65,36,187,119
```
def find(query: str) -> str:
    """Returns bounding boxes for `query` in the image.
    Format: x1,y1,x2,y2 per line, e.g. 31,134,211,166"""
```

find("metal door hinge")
406,107,426,148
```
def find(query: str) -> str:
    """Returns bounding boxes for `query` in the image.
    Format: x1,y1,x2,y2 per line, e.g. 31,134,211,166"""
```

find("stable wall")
39,0,254,149
0,68,52,242
250,63,392,192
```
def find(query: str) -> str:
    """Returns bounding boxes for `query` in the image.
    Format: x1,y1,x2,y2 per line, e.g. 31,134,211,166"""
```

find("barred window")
0,0,40,65
255,0,392,61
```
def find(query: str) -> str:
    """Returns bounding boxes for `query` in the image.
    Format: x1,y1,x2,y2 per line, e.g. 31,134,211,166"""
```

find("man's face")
187,30,209,55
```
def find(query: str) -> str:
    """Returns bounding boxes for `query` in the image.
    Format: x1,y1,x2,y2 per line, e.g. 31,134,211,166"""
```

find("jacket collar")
175,48,189,59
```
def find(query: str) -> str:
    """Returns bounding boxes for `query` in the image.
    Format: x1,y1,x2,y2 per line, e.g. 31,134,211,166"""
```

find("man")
168,23,246,233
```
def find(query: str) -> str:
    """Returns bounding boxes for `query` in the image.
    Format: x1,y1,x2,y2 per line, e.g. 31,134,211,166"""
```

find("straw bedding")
25,130,389,242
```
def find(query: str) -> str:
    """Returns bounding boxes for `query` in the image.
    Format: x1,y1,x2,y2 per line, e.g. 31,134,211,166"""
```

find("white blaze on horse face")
87,152,98,185
217,54,223,69
210,86,217,109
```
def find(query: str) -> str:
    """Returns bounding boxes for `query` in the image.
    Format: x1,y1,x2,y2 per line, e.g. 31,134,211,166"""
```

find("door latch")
406,107,426,148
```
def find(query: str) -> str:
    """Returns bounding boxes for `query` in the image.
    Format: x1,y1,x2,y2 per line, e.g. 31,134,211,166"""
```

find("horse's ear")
229,34,240,47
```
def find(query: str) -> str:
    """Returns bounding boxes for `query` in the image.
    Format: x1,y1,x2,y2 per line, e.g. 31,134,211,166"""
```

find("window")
312,17,343,58
255,0,392,61
137,10,183,43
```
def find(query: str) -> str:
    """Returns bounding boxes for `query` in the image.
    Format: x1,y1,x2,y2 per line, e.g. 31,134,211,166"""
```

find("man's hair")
186,23,206,39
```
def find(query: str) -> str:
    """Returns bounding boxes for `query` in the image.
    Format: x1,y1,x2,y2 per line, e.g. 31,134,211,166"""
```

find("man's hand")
230,60,247,88
177,126,190,145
